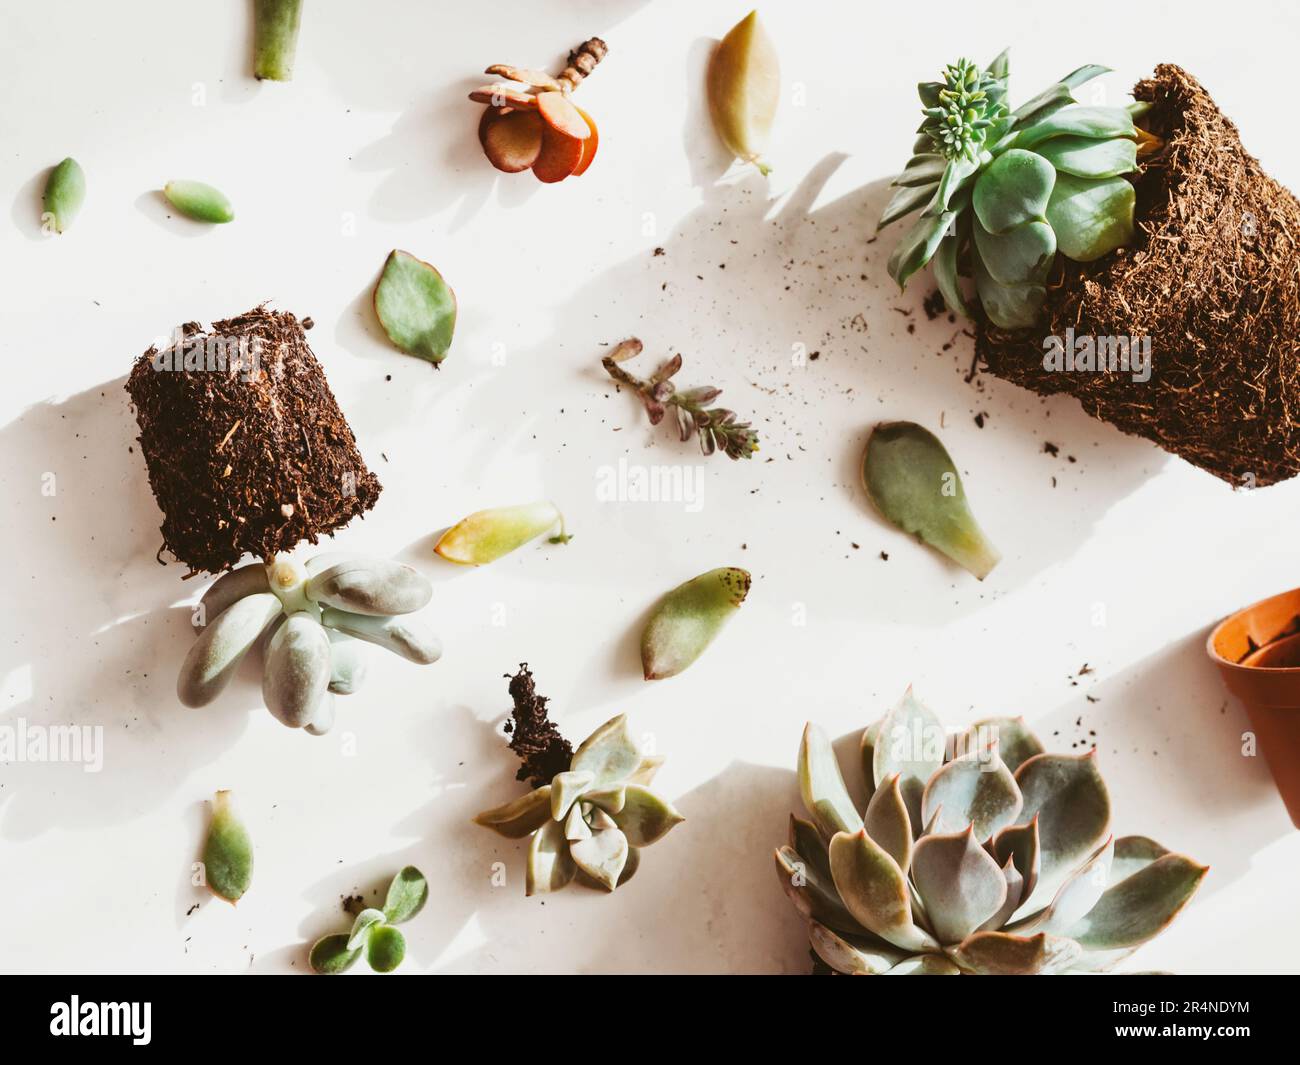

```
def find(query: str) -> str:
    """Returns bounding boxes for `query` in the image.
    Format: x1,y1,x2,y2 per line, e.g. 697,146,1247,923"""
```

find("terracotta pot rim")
1207,586,1300,673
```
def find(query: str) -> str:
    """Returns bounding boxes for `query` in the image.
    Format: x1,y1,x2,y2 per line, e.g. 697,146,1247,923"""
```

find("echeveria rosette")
882,51,1144,329
776,689,1206,974
475,715,683,895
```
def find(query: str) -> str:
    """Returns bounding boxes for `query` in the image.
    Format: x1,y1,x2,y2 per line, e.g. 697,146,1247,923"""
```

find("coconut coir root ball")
977,65,1300,486
126,306,381,574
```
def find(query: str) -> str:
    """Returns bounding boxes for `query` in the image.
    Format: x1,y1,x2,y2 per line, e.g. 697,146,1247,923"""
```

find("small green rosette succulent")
475,715,683,895
777,689,1206,974
882,51,1146,328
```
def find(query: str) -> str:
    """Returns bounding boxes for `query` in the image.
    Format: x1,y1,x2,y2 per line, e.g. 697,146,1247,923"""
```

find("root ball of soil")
977,65,1300,486
126,306,382,574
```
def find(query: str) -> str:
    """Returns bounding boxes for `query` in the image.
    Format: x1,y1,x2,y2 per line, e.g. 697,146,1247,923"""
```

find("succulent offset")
310,866,429,975
177,553,441,735
475,715,683,895
777,690,1206,974
881,51,1148,328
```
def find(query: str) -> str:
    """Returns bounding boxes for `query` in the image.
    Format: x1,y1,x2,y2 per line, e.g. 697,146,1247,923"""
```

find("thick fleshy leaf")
872,689,945,831
382,866,428,925
178,592,282,708
474,785,553,839
775,845,867,937
949,930,1082,975
640,567,749,680
1107,835,1170,887
262,612,332,729
366,925,406,973
583,785,626,815
1015,752,1111,896
320,609,442,664
878,181,937,231
163,180,234,223
1013,106,1137,151
886,209,955,290
921,745,1023,841
991,816,1040,903
569,827,629,892
42,157,86,233
564,802,591,841
864,773,913,873
808,922,908,975
978,856,1025,932
347,908,386,950
1046,172,1135,261
973,248,1046,329
326,631,368,696
526,818,576,896
926,157,979,216
373,249,457,365
625,755,665,787
1066,854,1208,950
306,558,432,617
788,815,831,882
893,154,947,188
571,714,642,786
910,827,1008,945
972,217,1055,286
972,149,1055,234
1035,134,1137,178
885,954,961,975
550,770,596,821
309,933,362,975
611,785,684,847
858,721,880,805
1012,65,1110,128
1012,836,1113,935
202,790,253,903
799,722,863,838
828,829,939,954
434,501,562,565
954,717,1044,773
931,232,970,319
197,562,270,624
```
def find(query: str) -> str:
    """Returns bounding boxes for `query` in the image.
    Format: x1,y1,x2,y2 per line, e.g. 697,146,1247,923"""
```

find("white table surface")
2,0,1298,974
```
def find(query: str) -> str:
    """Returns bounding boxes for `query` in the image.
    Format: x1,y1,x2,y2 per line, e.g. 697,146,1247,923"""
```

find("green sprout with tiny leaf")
778,689,1207,974
202,789,253,904
475,715,683,895
310,866,428,974
881,51,1156,329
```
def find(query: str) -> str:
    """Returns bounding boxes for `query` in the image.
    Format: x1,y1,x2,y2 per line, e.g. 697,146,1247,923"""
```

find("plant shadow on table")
0,381,251,841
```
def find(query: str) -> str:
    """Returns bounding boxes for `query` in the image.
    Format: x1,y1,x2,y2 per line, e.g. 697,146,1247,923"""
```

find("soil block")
977,65,1300,486
126,306,382,574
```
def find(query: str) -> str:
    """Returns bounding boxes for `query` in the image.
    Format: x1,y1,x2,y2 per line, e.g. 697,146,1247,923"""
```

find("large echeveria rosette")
776,690,1206,974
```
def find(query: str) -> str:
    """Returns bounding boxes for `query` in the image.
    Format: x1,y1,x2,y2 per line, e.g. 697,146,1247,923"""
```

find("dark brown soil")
977,65,1300,486
502,664,572,788
126,306,381,573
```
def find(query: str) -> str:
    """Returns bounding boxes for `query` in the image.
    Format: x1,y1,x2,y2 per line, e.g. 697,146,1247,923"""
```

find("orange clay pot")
1207,587,1300,828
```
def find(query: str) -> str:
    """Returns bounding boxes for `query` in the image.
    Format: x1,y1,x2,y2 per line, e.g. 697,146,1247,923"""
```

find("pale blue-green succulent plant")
475,715,684,894
777,690,1207,974
882,51,1148,329
177,553,441,735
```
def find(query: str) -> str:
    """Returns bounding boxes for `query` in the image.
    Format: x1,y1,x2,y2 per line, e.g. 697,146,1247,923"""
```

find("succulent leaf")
611,785,684,847
178,592,282,708
706,10,780,174
911,827,1008,944
1012,836,1114,935
262,612,332,729
1015,753,1111,898
570,714,642,786
625,755,665,787
197,562,271,624
1065,854,1208,951
434,502,563,565
569,827,629,892
382,866,428,925
319,609,442,665
872,688,946,831
948,930,1082,975
886,209,956,290
878,182,938,231
366,925,406,973
885,954,962,975
306,559,432,617
527,818,576,896
326,631,368,696
788,814,832,882
972,149,1055,234
309,933,362,975
347,908,386,950
42,157,86,233
1033,134,1138,179
863,773,913,873
893,153,947,188
799,723,864,838
202,790,253,904
809,922,909,975
954,717,1044,773
973,250,1047,329
474,785,554,839
931,233,970,318
373,249,457,365
775,845,869,936
1045,172,1136,261
584,785,627,815
1107,835,1171,887
550,770,596,820
1013,105,1137,151
828,830,939,954
990,816,1041,903
978,856,1025,933
565,802,592,841
640,567,750,680
920,745,1023,841
971,217,1056,286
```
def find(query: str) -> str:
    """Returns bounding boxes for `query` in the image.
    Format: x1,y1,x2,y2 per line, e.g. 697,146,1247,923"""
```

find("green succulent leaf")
473,785,553,839
948,930,1082,975
991,817,1041,903
1011,836,1114,936
863,773,913,873
911,827,1008,944
570,715,642,786
954,717,1044,773
373,249,457,365
920,746,1023,841
640,567,749,680
1066,854,1208,951
1015,753,1111,901
1045,171,1136,261
979,856,1026,932
309,932,362,975
569,826,629,892
972,149,1055,234
828,829,939,954
163,180,235,223
583,785,627,815
43,157,86,234
326,631,368,696
347,908,386,950
926,158,980,216
879,182,938,231
526,818,576,896
972,217,1056,286
1107,835,1171,887
885,954,962,975
366,924,406,973
809,922,909,975
931,232,970,318
564,801,592,841
178,592,283,708
775,845,869,937
319,609,442,665
871,688,945,831
893,154,947,188
610,785,684,847
1012,65,1110,128
986,48,1010,80
550,770,596,821
202,790,253,904
886,208,956,290
1034,134,1138,178
382,866,428,925
305,558,432,617
788,815,832,882
973,250,1046,329
1014,105,1137,151
798,723,864,838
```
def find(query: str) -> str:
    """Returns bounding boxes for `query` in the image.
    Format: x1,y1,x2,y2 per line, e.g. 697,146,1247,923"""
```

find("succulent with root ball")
178,553,441,735
471,38,606,183
777,689,1206,974
475,714,683,895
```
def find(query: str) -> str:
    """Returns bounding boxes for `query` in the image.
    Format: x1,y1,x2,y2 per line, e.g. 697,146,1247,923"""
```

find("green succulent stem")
253,0,304,82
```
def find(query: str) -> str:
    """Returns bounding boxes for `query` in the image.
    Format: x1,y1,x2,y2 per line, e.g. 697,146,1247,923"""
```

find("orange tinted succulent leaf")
532,124,584,183
483,110,544,173
571,107,600,176
536,91,590,140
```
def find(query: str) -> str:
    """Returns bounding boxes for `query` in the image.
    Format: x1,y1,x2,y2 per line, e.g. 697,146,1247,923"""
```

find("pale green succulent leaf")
885,954,962,975
309,932,362,975
1035,134,1138,178
788,814,832,882
347,908,386,950
1107,835,1170,888
871,688,945,831
986,48,1010,80
305,558,432,617
625,755,665,787
954,716,1044,773
978,855,1025,933
948,930,1082,975
809,922,909,975
326,631,368,696
920,745,1023,842
828,829,939,954
972,217,1055,286
972,149,1055,234
1046,171,1136,261
1011,836,1114,936
798,722,864,838
178,592,283,708
382,866,428,925
775,845,869,937
1015,752,1111,903
584,785,627,815
1012,65,1109,128
570,714,642,786
1066,853,1208,951
565,802,592,841
569,827,629,892
202,790,253,903
973,250,1046,329
526,818,576,896
878,181,937,231
863,773,913,873
588,806,617,831
858,720,880,806
473,785,553,839
893,154,947,188
610,785,684,847
991,816,1040,903
931,232,970,320
1014,105,1137,151
550,770,596,821
319,609,442,664
925,158,979,216
373,249,457,365
886,209,954,290
910,827,1008,945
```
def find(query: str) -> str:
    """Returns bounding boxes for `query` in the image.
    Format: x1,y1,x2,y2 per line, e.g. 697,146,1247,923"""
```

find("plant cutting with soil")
310,866,429,974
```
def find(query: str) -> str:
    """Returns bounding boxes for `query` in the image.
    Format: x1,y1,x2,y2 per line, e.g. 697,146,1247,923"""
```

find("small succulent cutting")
177,553,441,735
707,10,780,174
603,338,759,460
310,867,428,974
201,789,253,904
253,0,303,82
881,51,1151,328
641,567,750,680
476,694,682,895
434,502,571,565
42,157,85,234
778,690,1207,974
373,250,457,366
862,422,1000,580
163,180,234,224
471,38,605,183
